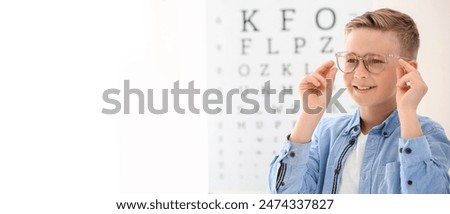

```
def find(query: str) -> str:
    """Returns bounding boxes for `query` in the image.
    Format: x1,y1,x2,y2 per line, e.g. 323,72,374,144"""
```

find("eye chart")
207,0,369,193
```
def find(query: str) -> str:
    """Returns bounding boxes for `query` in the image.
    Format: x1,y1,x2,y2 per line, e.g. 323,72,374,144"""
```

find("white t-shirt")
339,132,368,194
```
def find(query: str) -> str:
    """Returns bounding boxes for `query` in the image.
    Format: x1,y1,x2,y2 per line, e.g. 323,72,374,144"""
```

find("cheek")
387,79,398,95
382,68,398,86
376,71,397,94
343,74,353,89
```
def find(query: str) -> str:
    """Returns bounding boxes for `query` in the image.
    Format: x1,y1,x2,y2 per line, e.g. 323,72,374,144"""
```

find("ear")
408,60,418,70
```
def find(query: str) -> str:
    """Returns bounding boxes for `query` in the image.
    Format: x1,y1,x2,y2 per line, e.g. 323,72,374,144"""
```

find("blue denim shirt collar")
342,108,400,138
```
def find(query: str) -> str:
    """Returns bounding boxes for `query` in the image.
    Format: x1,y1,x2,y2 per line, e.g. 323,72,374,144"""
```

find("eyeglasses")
335,52,410,74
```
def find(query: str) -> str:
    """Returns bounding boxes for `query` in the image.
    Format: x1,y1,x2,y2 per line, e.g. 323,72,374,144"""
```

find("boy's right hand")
290,60,338,144
298,60,337,114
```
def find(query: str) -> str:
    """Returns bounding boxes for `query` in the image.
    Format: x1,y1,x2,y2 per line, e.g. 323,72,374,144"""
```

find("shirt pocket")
378,161,401,193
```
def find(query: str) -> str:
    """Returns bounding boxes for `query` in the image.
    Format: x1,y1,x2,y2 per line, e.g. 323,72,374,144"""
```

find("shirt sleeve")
398,123,450,193
268,131,322,194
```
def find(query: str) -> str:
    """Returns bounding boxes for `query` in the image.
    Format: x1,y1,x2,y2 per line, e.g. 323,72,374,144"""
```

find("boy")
268,8,450,193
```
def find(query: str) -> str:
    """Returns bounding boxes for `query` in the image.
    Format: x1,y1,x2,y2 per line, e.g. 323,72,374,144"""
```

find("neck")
359,103,396,134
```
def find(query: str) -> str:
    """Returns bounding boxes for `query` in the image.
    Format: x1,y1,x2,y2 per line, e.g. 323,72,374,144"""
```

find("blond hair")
345,8,420,59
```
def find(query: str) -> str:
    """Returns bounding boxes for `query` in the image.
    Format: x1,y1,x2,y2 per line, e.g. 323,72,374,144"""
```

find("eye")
369,59,385,64
346,57,358,64
366,55,386,64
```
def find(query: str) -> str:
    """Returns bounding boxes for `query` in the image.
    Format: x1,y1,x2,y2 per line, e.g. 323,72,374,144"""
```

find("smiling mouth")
353,85,376,91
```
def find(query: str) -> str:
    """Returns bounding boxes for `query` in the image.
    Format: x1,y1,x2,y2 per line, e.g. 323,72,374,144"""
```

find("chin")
351,93,396,109
352,98,376,107
349,91,375,106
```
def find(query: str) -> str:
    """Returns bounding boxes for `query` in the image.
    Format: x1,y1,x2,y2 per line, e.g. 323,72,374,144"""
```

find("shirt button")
399,148,403,153
383,131,388,136
407,180,413,185
281,181,285,186
405,148,412,154
289,151,295,158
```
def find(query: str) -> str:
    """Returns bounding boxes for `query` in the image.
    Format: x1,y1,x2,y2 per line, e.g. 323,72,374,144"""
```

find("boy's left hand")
396,59,428,111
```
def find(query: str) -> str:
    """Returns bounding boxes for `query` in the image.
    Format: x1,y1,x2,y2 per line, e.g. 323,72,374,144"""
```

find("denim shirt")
268,109,450,194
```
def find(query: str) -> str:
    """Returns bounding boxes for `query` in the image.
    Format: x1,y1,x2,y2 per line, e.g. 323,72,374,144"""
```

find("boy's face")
343,28,401,109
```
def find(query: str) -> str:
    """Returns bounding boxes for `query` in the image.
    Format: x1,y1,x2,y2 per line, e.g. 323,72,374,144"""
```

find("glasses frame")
334,51,411,74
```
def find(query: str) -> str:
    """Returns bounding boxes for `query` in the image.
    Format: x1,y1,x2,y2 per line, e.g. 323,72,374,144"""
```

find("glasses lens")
365,54,386,73
337,53,357,73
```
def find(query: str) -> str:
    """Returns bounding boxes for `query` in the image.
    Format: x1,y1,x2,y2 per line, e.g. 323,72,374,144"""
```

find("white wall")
0,1,209,213
373,0,450,134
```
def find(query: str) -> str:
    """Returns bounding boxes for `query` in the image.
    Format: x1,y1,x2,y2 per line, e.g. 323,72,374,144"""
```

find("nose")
353,59,370,79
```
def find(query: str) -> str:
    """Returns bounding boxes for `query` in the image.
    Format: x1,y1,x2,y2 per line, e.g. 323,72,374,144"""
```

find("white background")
0,0,449,213
0,0,208,213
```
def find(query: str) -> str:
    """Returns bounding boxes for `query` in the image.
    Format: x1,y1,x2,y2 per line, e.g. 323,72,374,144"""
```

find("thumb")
325,67,337,101
396,66,404,84
326,67,338,82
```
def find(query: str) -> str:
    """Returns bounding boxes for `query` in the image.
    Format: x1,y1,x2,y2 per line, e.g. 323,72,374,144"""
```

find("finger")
397,73,414,88
396,66,405,82
398,59,417,73
303,75,321,87
326,67,338,81
311,72,327,87
399,70,427,88
397,77,411,88
315,60,335,76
